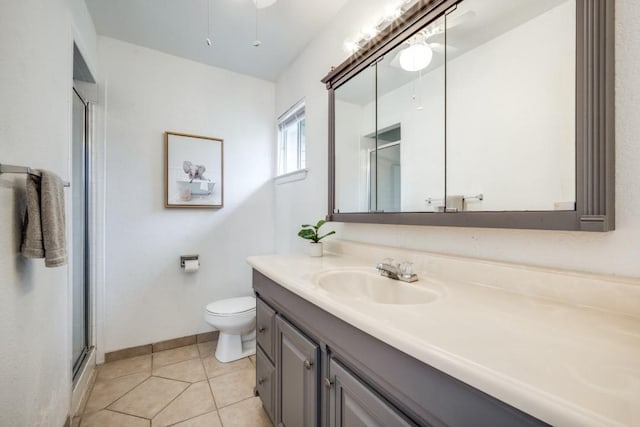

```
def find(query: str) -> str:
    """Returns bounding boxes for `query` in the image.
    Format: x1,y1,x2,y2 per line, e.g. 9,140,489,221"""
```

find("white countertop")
247,244,640,427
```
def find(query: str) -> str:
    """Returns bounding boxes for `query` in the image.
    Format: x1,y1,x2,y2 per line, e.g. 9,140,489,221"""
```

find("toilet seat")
204,295,256,363
206,296,256,316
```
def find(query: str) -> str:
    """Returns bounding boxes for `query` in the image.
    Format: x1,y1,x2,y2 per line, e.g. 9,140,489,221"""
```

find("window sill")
274,168,308,185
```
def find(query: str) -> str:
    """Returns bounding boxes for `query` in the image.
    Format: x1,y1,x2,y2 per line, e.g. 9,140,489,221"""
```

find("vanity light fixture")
399,42,433,72
342,0,419,54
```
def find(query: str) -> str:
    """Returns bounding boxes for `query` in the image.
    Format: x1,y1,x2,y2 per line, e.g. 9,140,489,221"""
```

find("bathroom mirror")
323,0,614,231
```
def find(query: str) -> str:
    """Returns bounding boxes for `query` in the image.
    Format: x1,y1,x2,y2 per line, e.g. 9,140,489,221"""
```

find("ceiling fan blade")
390,51,402,68
446,10,476,29
429,42,458,54
424,10,476,40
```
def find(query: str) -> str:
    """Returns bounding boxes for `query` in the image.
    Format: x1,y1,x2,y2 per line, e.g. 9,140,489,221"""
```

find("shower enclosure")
71,87,90,380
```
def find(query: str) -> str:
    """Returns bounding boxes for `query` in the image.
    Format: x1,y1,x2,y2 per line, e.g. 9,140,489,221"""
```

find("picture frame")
165,131,224,208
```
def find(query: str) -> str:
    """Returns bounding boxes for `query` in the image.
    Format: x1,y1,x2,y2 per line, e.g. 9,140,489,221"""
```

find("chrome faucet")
375,258,418,283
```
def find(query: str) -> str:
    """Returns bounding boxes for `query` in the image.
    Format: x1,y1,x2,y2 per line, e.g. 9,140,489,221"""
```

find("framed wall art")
165,131,224,208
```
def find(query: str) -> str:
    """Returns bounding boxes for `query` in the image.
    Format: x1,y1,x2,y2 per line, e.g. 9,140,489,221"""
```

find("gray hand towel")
21,170,67,267
21,174,45,258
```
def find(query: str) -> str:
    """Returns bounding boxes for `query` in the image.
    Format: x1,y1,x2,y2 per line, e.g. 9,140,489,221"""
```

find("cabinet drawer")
329,358,416,427
256,346,275,424
256,297,276,360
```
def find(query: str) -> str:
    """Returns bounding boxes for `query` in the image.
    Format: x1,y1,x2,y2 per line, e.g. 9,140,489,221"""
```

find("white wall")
0,0,96,425
275,0,640,278
275,0,388,254
98,37,275,355
68,0,98,78
447,1,575,211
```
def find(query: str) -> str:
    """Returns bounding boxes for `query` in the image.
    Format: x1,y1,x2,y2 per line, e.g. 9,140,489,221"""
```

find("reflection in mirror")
446,0,576,211
334,15,446,213
369,141,401,212
334,64,375,213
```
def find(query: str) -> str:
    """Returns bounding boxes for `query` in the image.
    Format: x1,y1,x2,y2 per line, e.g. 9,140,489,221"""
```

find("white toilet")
204,296,256,363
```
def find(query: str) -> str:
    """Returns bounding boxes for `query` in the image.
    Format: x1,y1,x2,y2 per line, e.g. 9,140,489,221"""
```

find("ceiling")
85,0,350,81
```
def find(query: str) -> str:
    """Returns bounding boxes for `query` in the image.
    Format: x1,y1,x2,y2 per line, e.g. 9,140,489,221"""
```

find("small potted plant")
298,219,336,257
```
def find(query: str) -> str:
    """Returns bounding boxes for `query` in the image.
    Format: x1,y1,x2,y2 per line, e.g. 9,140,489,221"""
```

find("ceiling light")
253,0,277,9
343,40,359,54
383,2,402,20
361,25,378,40
398,43,433,72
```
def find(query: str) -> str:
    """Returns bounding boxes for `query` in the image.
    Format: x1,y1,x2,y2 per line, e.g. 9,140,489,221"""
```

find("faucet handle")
381,257,397,267
398,261,413,277
398,261,418,282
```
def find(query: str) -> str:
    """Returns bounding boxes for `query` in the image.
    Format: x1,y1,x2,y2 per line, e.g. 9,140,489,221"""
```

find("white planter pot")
308,242,323,257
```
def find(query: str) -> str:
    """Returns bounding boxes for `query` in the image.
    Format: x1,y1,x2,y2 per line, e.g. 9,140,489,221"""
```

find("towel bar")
0,163,70,187
425,193,483,205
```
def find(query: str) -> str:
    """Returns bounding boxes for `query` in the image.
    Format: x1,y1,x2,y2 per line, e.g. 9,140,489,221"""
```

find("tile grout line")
146,358,210,424
152,346,203,370
145,379,194,423
100,407,153,421
105,376,157,415
83,372,151,417
216,393,259,411
165,410,218,427
203,358,254,380
105,375,190,420
211,359,258,412
95,355,153,382
152,356,208,382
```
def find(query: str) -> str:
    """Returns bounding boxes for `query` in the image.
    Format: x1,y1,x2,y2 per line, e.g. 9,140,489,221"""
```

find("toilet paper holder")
180,255,199,269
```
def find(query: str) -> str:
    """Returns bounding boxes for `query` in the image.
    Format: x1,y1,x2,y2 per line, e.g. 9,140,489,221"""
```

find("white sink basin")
314,269,440,305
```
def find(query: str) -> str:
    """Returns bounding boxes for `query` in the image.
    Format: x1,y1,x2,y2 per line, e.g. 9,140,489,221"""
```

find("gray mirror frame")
322,0,614,231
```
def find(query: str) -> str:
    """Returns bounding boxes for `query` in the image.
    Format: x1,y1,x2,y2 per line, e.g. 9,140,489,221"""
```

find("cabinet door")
276,316,319,427
329,359,417,427
256,346,276,424
257,297,276,361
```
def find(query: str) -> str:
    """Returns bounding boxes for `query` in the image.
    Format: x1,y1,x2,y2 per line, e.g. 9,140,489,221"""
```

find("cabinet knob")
304,359,313,370
258,377,265,385
324,378,333,388
258,326,266,333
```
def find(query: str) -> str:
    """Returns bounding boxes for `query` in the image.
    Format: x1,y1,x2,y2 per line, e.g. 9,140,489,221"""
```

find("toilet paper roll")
183,259,199,272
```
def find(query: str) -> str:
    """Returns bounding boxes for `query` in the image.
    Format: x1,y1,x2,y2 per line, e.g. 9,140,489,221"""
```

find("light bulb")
398,43,433,72
344,40,359,53
361,25,378,40
383,2,401,20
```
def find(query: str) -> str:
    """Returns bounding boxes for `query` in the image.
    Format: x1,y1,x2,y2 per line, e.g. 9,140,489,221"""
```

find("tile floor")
75,341,273,427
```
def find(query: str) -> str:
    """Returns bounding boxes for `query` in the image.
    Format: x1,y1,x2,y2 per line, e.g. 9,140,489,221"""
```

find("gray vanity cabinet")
257,297,276,360
253,270,547,427
276,315,320,427
256,298,276,423
255,347,276,423
328,358,416,427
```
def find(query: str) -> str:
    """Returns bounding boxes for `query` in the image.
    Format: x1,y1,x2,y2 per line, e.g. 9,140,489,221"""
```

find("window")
277,100,306,176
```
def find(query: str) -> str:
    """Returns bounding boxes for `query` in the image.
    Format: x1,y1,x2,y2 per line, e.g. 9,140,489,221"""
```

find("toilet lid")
206,296,256,316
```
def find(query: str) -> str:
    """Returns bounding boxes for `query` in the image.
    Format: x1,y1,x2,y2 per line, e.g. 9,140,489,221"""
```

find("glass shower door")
71,88,89,379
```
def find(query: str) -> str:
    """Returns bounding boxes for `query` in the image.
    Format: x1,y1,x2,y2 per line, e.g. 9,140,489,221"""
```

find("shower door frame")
71,86,91,382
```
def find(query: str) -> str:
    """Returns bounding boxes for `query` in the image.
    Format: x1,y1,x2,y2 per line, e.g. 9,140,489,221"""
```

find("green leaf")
298,218,335,243
298,229,317,240
317,230,336,241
